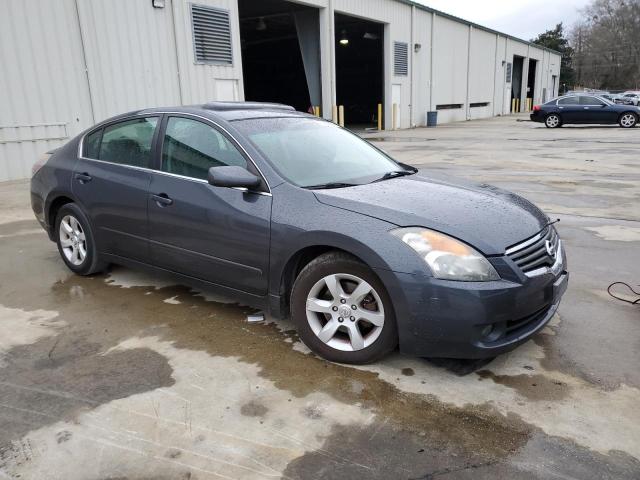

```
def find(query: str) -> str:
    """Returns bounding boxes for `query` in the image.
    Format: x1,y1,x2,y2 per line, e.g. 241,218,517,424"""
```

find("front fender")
268,183,432,298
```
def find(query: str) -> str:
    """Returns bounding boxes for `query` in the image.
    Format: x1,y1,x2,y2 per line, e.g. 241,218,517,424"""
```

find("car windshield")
233,117,410,188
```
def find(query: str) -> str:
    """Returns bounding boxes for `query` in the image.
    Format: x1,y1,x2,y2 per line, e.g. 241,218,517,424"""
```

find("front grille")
506,227,559,274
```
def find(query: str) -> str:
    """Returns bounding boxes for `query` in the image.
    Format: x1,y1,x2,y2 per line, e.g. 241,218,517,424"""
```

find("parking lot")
1,115,639,479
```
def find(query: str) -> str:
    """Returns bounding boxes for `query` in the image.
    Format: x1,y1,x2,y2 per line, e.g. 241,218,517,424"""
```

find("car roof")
129,101,311,123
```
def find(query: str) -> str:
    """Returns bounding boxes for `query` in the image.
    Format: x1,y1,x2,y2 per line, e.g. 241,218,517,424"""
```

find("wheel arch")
273,234,396,319
619,110,639,122
546,111,562,123
46,193,77,238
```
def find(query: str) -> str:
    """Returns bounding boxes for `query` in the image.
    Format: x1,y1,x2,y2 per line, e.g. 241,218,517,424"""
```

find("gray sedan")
30,102,568,364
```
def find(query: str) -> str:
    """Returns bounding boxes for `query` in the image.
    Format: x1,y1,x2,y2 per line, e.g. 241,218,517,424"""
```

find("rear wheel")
290,252,398,364
55,203,106,275
619,112,637,128
545,114,561,128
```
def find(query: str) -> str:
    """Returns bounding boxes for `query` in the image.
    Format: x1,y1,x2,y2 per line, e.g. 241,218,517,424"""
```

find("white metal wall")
0,0,561,181
0,0,94,181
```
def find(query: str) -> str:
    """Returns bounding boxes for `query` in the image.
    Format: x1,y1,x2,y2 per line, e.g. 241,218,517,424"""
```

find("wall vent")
394,42,409,76
436,104,463,110
506,62,512,83
191,4,232,65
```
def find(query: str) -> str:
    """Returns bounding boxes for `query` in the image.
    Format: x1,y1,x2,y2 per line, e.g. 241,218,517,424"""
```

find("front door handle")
152,193,173,207
75,172,92,184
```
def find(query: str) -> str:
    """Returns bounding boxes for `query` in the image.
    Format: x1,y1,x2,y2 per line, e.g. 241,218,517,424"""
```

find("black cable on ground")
607,282,640,305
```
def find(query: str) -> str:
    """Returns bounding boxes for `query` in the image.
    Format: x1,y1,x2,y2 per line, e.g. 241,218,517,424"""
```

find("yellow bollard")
516,98,520,112
332,105,338,123
377,103,383,131
392,103,398,130
314,106,320,117
511,98,516,113
338,105,345,127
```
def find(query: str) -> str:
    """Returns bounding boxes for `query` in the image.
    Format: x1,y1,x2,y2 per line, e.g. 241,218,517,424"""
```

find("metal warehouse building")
0,0,561,181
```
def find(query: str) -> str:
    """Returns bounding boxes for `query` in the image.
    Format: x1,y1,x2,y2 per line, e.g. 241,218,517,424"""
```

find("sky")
414,0,590,41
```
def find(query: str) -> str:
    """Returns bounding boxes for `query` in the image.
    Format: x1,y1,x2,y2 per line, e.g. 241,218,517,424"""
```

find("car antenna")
544,218,561,229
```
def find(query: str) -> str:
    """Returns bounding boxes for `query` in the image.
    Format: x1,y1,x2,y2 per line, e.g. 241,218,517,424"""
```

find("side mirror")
208,166,261,189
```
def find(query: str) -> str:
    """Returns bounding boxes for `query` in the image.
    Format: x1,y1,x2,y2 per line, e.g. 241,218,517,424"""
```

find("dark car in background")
531,94,640,128
31,102,568,364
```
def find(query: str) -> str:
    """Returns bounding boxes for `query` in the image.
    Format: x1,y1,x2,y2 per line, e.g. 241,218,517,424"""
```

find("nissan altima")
31,102,568,364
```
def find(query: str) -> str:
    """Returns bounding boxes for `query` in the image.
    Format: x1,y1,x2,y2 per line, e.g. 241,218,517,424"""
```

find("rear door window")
97,117,158,168
558,97,579,105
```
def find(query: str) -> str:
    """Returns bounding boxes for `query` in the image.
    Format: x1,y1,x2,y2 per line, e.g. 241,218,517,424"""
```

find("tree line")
532,0,640,91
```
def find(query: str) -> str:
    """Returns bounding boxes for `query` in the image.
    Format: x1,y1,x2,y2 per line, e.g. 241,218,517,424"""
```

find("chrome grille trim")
505,227,562,277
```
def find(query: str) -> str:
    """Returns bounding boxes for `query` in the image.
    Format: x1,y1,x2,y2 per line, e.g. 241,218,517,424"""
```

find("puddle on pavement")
476,371,570,401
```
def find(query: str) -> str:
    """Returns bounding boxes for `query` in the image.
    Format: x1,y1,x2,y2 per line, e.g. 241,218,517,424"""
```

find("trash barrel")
426,111,438,127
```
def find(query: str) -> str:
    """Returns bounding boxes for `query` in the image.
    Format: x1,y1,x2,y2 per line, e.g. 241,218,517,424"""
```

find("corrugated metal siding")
0,0,93,181
75,0,182,121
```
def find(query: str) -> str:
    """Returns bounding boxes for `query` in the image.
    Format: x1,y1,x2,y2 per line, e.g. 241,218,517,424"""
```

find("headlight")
391,227,499,281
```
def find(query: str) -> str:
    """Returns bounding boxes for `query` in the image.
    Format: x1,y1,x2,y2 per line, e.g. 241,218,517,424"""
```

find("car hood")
313,173,549,255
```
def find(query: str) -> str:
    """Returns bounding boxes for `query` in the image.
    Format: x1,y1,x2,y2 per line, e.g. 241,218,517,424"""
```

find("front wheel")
55,203,106,275
619,113,637,128
545,114,562,128
290,252,398,364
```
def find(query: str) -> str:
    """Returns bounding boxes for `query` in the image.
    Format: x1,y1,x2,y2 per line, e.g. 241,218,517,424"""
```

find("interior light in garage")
363,32,379,40
256,17,267,31
152,0,165,8
339,29,349,45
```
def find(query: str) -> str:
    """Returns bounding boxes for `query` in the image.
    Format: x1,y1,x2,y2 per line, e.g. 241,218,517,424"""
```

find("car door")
556,96,581,122
73,116,159,262
578,96,615,124
147,114,271,296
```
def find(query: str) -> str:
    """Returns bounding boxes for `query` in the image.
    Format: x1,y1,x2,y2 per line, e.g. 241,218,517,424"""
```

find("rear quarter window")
83,129,102,158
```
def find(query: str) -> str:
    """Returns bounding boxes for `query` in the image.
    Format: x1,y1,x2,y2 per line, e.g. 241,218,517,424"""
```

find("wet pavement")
1,115,639,479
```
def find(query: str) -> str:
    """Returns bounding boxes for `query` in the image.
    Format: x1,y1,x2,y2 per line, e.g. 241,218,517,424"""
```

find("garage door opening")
238,0,321,113
511,55,524,112
527,59,537,110
334,13,384,128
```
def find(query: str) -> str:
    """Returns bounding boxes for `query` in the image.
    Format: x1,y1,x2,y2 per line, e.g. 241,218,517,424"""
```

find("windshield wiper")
371,169,416,183
305,182,360,190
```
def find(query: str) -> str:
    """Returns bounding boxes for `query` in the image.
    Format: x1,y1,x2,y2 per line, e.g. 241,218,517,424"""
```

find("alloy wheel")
59,215,87,266
620,114,636,128
546,115,560,128
305,273,385,352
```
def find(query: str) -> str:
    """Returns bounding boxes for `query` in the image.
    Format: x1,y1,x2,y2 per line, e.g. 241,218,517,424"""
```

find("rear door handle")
152,193,173,207
75,172,92,184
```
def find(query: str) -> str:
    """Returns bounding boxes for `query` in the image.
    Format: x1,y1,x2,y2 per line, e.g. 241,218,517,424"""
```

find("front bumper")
376,248,569,359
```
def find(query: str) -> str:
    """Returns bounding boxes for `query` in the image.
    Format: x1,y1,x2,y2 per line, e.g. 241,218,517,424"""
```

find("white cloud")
414,0,589,40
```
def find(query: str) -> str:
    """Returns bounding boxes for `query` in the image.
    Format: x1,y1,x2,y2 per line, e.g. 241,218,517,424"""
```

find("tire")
55,203,106,275
619,112,637,128
545,113,562,128
290,251,398,364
